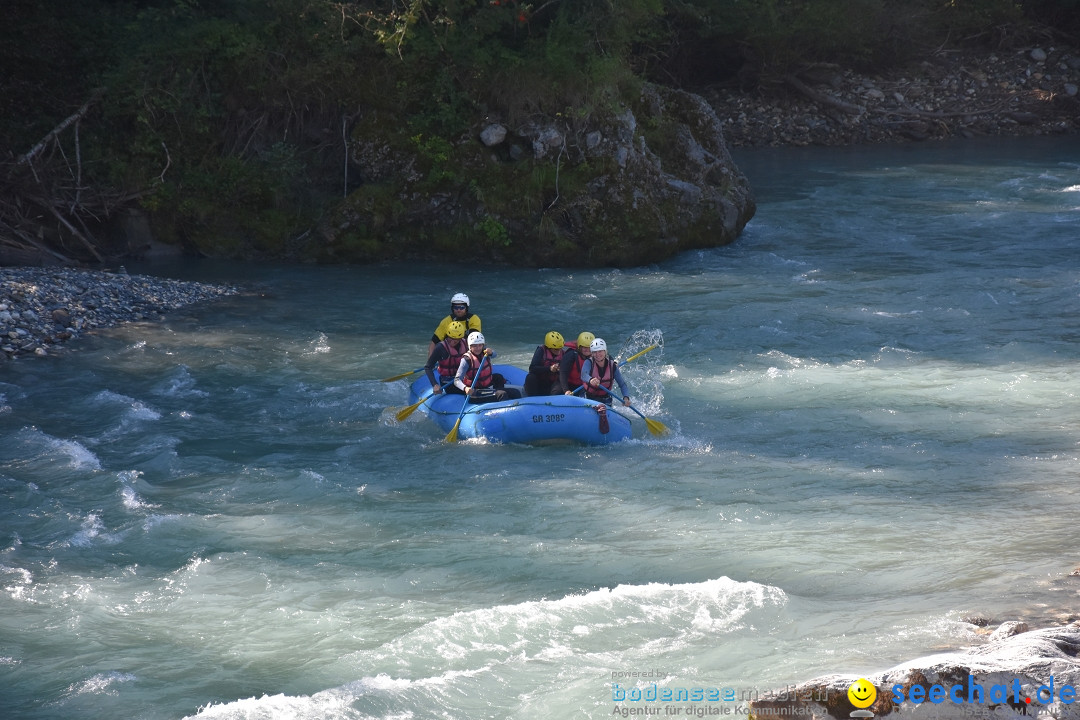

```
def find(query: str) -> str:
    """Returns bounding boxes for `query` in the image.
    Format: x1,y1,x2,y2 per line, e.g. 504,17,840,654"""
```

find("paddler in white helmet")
580,338,631,406
452,332,511,403
429,292,481,354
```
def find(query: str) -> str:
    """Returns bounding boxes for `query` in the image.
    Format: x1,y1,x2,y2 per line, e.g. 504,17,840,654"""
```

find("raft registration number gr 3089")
532,413,566,423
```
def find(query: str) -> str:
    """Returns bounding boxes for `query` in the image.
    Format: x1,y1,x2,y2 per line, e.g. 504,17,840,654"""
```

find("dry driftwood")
784,74,866,115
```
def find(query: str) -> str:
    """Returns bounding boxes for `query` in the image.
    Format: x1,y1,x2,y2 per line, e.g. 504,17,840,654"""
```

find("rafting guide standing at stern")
429,292,481,354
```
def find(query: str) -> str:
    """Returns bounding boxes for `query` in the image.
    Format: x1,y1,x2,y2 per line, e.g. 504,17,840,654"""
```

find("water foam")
183,578,784,720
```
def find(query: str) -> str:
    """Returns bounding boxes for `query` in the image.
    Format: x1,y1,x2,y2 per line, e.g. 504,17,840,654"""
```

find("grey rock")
989,620,1030,641
479,123,507,147
750,625,1080,720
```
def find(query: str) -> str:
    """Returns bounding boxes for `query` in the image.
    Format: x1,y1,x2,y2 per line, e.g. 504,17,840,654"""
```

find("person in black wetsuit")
423,320,468,394
524,331,565,396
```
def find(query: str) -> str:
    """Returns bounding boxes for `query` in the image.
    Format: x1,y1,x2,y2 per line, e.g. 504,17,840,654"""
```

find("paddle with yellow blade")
394,380,452,422
445,353,488,443
591,383,669,437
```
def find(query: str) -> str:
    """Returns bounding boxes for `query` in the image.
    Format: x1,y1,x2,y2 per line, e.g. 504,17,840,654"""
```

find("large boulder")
534,83,756,266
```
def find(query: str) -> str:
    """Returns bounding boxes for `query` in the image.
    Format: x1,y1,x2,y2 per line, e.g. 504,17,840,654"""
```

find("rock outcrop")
748,624,1080,720
322,82,755,267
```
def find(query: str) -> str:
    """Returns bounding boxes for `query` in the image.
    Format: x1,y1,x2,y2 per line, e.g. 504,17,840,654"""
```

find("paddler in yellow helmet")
423,320,468,394
524,331,566,396
556,331,595,395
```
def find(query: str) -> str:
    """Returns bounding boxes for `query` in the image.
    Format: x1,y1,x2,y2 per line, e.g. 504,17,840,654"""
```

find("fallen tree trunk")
14,89,105,170
1,89,125,266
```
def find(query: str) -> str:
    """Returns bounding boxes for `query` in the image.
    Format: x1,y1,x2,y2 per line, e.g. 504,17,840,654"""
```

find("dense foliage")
1,0,1075,263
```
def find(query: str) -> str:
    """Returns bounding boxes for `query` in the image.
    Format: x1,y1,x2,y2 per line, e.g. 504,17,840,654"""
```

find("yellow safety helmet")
576,332,595,349
446,320,467,339
544,331,565,350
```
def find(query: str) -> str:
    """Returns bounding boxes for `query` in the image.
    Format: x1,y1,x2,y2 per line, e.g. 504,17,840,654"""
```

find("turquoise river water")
2,135,1079,719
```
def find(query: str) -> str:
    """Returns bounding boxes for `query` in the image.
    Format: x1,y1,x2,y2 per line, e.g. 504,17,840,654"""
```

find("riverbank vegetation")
2,0,1077,266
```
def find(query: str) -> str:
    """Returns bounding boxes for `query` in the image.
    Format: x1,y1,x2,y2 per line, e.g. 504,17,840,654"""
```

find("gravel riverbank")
712,45,1080,147
0,267,239,361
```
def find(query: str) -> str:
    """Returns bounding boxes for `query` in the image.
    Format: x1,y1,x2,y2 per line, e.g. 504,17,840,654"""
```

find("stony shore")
0,267,238,361
711,45,1080,147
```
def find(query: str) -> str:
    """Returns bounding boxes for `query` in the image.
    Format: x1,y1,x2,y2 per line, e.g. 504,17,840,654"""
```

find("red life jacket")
437,338,466,378
462,352,493,389
585,358,616,400
567,350,588,390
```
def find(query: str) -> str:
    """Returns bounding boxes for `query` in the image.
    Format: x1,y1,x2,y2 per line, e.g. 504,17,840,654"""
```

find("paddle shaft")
446,353,488,442
620,343,658,365
381,367,423,382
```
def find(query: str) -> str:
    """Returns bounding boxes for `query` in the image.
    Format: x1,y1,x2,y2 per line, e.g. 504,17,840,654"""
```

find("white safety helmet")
467,331,486,346
590,338,607,353
451,293,470,307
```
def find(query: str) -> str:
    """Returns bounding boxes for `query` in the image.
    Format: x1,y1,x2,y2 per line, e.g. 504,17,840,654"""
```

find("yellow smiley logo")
848,678,877,709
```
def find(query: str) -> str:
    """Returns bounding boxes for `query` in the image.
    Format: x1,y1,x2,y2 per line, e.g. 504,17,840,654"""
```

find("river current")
2,136,1079,719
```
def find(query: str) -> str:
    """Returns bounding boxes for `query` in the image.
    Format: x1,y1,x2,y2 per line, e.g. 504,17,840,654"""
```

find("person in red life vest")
581,338,631,406
423,320,468,393
428,292,481,354
452,332,520,402
524,331,565,396
554,331,594,396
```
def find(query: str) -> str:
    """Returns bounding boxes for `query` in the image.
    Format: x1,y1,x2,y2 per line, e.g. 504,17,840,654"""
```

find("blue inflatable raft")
407,364,633,445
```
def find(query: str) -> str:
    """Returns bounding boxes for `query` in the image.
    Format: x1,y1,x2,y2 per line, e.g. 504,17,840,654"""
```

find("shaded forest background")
2,0,1077,266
